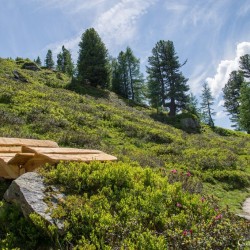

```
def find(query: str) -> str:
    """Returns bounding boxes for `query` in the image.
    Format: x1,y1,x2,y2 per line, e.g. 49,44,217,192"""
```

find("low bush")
37,162,250,249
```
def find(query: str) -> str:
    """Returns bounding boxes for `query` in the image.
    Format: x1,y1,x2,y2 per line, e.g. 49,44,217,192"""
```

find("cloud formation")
94,0,157,49
206,42,250,97
43,0,157,60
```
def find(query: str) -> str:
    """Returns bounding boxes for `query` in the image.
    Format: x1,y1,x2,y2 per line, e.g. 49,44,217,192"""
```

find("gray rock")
4,172,64,232
12,70,28,82
238,198,250,221
180,117,200,133
21,62,41,71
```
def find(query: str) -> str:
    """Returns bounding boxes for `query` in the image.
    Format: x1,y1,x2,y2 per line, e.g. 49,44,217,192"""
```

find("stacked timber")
0,137,117,179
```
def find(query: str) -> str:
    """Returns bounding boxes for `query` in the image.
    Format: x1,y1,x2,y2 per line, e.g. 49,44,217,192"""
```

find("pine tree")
186,93,200,118
147,40,189,116
200,82,215,127
45,49,54,69
35,56,42,66
111,47,144,103
57,46,74,76
222,70,244,129
239,82,250,133
77,28,109,88
239,54,250,79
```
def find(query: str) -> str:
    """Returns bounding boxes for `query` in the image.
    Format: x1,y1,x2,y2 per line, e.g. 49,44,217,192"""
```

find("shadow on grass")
67,78,110,99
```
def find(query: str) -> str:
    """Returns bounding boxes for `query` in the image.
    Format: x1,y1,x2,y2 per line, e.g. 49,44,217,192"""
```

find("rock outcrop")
4,172,64,231
180,117,200,133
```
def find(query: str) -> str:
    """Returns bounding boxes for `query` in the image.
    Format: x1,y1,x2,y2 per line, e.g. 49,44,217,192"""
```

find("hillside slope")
1,57,250,208
0,58,250,248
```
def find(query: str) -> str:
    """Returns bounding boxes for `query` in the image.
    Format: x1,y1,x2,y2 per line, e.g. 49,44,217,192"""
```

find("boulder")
180,117,200,133
21,62,41,71
4,172,64,231
12,70,28,82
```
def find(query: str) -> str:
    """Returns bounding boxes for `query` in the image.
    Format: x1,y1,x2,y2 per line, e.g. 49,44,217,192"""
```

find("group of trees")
35,47,74,76
223,55,250,133
34,27,249,132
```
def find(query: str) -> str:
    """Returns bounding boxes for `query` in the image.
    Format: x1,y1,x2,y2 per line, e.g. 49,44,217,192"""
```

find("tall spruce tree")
239,82,250,134
57,46,74,76
77,28,109,88
35,56,41,66
45,49,54,69
200,82,215,127
147,40,189,116
222,70,244,129
111,47,144,103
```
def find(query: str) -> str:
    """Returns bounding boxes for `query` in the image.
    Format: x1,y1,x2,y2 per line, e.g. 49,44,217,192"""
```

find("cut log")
0,146,22,153
0,159,19,179
8,153,35,166
24,156,55,172
0,137,59,148
0,160,9,178
22,146,102,155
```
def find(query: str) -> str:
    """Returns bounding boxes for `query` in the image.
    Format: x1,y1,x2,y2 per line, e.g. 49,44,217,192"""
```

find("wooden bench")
0,137,117,179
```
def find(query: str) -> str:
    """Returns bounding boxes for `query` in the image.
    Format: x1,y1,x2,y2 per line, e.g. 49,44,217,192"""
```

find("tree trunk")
169,98,176,117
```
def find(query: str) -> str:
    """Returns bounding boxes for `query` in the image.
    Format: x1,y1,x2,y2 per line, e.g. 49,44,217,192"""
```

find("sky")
1,0,250,129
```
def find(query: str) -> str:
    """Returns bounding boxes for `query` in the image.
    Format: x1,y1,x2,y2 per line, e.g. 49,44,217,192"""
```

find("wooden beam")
7,153,35,166
22,146,102,155
0,146,22,153
0,137,59,148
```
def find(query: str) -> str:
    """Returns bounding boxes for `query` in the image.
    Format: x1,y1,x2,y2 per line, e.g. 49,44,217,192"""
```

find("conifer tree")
111,47,144,103
147,40,189,116
200,82,215,127
45,49,54,69
239,82,250,134
35,56,41,66
77,28,109,88
57,46,74,76
222,70,244,129
239,54,250,78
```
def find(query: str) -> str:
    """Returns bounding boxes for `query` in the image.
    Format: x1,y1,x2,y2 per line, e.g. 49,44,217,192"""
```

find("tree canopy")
147,40,189,116
111,47,144,103
77,28,109,88
44,50,54,69
57,46,74,76
200,82,215,127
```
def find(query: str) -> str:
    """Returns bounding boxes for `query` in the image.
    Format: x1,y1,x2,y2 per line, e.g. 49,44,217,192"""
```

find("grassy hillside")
0,57,250,248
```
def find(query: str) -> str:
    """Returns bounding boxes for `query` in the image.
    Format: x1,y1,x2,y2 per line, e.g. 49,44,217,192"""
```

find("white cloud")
32,0,109,13
165,2,187,13
206,41,250,97
44,0,157,60
94,0,158,48
215,110,226,119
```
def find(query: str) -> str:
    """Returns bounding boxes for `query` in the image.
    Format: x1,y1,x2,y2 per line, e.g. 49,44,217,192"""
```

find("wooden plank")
7,153,35,165
37,153,117,162
0,137,59,148
0,153,16,158
22,146,102,155
0,160,9,178
0,146,22,153
0,156,13,163
0,159,19,179
24,156,55,172
5,165,20,179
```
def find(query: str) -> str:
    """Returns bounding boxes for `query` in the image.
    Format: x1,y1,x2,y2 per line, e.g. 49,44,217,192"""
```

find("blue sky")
1,0,250,129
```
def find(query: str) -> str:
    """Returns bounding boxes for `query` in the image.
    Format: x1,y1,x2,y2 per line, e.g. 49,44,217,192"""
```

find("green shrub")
38,162,250,249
